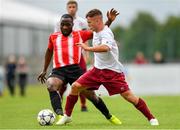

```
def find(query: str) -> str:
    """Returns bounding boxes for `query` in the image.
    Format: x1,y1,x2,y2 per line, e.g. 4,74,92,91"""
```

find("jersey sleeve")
48,35,53,50
80,30,93,42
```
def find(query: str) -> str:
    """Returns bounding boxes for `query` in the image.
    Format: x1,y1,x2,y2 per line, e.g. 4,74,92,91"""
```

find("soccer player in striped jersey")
54,0,89,112
58,9,159,126
38,9,121,125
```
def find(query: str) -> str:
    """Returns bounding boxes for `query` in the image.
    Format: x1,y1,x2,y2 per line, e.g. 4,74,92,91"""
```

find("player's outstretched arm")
37,48,53,84
76,42,110,52
105,8,119,27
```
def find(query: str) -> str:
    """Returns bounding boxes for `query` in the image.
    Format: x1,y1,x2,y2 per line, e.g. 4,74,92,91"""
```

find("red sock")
65,95,78,116
135,98,155,120
79,93,86,107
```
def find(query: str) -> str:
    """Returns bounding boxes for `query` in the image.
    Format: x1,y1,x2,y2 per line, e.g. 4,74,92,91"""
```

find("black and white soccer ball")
37,109,56,126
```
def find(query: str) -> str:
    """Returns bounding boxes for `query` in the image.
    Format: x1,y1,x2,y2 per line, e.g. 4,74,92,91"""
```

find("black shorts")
48,64,83,85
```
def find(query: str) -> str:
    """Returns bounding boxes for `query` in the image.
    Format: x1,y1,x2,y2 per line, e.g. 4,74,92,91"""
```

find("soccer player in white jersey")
54,0,89,112
54,0,88,32
58,9,159,126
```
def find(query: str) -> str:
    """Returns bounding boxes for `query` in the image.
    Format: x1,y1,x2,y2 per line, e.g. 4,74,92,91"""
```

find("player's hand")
76,42,89,51
107,8,119,22
37,71,47,84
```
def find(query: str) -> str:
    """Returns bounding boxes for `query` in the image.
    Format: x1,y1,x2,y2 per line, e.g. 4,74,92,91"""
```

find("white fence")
0,66,5,93
95,64,180,96
1,64,180,96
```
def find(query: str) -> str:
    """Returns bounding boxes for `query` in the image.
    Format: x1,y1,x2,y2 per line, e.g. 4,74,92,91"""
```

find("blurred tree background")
112,12,180,63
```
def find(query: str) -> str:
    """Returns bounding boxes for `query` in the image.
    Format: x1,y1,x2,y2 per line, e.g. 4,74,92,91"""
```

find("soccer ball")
37,109,56,126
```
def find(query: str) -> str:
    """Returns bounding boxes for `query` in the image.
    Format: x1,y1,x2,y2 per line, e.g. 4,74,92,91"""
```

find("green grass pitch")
0,84,180,130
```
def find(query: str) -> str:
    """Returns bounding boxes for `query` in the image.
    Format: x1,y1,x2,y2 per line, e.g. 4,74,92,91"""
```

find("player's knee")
121,91,138,104
72,82,81,89
72,82,82,93
121,91,134,103
83,91,98,101
47,79,59,92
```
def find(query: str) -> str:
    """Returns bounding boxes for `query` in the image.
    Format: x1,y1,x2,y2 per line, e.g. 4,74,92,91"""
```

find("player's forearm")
43,48,53,72
105,20,112,27
85,45,110,52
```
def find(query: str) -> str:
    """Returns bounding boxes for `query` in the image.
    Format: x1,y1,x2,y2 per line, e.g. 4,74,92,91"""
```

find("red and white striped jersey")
48,30,92,69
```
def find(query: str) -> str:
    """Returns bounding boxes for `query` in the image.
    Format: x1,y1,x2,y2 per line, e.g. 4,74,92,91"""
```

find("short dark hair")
61,14,73,21
86,9,102,18
67,0,78,7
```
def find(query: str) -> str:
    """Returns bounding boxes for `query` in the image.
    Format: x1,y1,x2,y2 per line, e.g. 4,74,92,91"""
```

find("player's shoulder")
100,26,112,34
76,16,86,22
103,26,112,32
100,26,114,37
74,30,92,39
73,29,89,33
73,30,85,36
75,16,87,25
50,32,62,37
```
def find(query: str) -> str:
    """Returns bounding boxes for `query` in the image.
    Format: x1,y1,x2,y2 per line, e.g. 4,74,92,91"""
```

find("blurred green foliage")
112,12,180,62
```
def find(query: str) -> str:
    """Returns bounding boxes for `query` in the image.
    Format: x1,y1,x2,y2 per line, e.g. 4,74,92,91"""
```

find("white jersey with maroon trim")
93,26,124,73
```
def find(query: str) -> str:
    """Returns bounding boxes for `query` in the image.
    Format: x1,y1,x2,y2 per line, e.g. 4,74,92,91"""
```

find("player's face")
87,16,99,32
60,18,73,36
67,4,77,17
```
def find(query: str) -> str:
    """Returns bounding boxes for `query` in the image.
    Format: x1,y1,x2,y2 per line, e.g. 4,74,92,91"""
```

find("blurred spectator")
0,67,4,97
17,56,29,96
5,55,17,96
153,51,165,64
134,51,148,64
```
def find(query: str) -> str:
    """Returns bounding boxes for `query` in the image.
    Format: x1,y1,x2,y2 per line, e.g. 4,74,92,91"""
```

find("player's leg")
47,77,64,116
102,70,159,126
64,86,112,120
58,84,67,100
83,90,112,119
63,67,100,118
79,93,87,111
82,89,121,125
64,81,86,116
57,82,121,125
79,55,88,112
55,81,83,125
58,67,122,125
120,90,159,125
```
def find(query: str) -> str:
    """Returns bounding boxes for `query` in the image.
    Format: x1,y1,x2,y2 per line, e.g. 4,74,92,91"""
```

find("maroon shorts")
76,67,129,96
